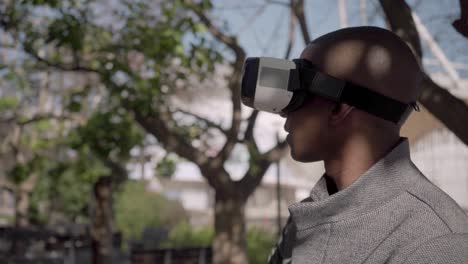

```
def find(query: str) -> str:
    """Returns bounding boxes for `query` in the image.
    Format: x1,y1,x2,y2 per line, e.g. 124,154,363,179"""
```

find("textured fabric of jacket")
268,138,468,264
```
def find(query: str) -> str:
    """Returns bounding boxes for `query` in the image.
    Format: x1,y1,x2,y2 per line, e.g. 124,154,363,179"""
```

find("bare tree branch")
131,107,227,189
243,110,259,143
175,109,227,134
186,1,246,165
379,0,468,146
0,114,72,126
285,0,296,59
419,74,468,145
453,0,468,38
186,0,246,60
238,140,288,197
292,0,312,44
26,47,100,74
237,3,269,34
17,114,70,125
379,0,423,59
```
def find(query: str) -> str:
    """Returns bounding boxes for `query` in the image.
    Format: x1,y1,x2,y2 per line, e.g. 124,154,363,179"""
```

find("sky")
211,0,467,74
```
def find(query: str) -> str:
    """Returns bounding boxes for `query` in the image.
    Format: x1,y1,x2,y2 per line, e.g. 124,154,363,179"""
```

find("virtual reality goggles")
241,57,418,124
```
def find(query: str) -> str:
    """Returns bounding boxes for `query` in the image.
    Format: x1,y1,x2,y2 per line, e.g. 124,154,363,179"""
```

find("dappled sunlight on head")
301,26,423,104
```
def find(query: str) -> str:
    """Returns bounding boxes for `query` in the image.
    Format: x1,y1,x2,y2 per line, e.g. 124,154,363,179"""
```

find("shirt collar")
289,138,419,231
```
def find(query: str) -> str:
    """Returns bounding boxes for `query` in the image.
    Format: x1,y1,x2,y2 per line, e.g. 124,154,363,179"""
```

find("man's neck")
324,135,401,191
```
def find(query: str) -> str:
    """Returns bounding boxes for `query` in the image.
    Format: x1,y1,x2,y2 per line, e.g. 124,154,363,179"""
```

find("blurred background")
0,0,467,263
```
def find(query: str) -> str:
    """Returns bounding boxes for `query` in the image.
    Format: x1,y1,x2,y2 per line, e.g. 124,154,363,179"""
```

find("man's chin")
290,150,320,163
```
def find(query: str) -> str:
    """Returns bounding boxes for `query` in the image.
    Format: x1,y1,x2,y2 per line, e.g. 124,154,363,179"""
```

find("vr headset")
241,57,418,124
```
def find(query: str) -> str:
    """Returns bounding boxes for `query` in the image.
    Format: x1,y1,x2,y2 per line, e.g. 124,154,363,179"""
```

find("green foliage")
246,228,276,264
1,70,29,90
165,221,214,248
2,0,229,246
33,119,52,132
155,154,177,179
198,0,213,10
70,110,143,160
9,0,223,117
67,90,89,113
27,201,47,225
0,96,19,112
47,13,85,50
7,156,44,185
96,0,222,114
8,163,32,185
20,0,61,7
115,180,187,241
52,160,104,215
29,150,109,221
164,224,275,264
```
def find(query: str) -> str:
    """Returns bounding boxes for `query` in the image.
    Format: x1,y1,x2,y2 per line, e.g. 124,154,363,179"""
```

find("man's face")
284,97,334,162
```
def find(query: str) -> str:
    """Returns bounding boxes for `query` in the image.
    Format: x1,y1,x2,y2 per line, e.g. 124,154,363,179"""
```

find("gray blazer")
268,139,468,263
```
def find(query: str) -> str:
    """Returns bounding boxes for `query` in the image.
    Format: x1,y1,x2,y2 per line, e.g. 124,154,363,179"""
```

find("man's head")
284,26,423,162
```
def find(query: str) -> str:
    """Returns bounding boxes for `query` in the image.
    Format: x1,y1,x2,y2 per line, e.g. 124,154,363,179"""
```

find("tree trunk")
14,189,28,228
212,191,248,264
14,172,39,227
90,176,114,264
11,188,28,256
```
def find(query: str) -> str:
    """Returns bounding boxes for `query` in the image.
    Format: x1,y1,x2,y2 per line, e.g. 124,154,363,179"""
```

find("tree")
1,1,286,262
70,110,143,263
1,5,143,262
0,52,78,229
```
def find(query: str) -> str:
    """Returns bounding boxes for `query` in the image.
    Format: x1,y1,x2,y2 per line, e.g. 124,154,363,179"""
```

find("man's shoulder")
403,166,468,233
390,233,468,264
388,167,468,263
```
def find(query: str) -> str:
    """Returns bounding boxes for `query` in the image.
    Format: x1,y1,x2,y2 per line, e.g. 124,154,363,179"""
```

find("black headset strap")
293,59,413,124
340,82,409,124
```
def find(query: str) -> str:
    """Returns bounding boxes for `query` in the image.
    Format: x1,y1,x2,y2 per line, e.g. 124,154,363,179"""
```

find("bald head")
285,27,423,184
301,26,423,104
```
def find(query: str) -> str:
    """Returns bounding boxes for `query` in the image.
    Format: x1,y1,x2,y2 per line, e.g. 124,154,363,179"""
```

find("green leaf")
34,119,52,132
192,23,206,33
47,13,85,51
20,0,61,7
115,180,186,242
0,96,19,111
165,221,214,247
155,155,177,179
8,163,31,185
199,0,213,10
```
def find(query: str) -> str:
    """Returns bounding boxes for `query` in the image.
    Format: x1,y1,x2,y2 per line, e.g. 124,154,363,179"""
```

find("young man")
268,27,468,263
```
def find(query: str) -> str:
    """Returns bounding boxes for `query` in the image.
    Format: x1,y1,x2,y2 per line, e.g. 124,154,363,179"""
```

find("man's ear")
329,103,354,125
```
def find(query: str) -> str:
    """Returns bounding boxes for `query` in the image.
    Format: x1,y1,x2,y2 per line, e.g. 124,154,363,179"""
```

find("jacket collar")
289,138,420,231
